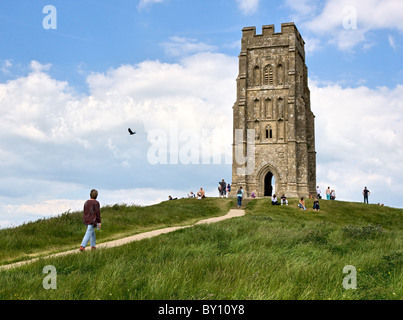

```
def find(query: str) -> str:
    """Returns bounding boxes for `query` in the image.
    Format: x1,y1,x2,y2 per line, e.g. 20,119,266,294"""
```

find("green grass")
0,198,234,266
0,197,402,300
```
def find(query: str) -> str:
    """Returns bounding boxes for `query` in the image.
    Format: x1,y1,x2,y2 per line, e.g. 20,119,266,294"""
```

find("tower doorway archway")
264,172,275,196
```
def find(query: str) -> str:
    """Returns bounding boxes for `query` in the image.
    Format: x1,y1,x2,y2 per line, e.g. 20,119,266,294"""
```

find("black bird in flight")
128,128,136,135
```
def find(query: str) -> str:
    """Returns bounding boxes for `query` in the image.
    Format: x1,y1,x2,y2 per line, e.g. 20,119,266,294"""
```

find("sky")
0,0,402,228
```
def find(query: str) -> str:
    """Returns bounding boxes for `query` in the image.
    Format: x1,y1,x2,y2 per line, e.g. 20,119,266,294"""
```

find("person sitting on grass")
271,194,280,205
313,200,320,211
197,187,205,199
281,194,288,205
298,197,306,211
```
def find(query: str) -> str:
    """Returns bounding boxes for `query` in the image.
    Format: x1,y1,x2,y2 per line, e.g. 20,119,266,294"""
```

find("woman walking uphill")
79,189,101,252
236,186,244,208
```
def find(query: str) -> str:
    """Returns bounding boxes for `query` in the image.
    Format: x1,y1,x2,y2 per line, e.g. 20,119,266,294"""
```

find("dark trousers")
364,196,369,204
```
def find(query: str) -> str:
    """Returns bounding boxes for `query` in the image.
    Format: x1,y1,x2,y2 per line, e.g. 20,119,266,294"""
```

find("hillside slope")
0,198,234,266
0,198,401,300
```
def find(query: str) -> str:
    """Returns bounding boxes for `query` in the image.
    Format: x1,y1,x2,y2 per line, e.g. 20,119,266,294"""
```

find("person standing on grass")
219,179,227,198
326,187,331,200
363,187,370,204
79,189,101,252
237,186,244,208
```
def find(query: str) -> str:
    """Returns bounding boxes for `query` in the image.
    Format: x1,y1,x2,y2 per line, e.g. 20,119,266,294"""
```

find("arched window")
253,66,260,86
264,65,273,85
277,97,284,119
265,126,273,139
277,64,284,85
254,98,260,119
265,98,272,119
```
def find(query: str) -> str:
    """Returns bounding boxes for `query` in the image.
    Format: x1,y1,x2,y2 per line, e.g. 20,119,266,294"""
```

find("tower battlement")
241,23,305,55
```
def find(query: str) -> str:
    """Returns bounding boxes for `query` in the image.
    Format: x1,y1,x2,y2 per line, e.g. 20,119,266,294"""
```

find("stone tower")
232,23,316,198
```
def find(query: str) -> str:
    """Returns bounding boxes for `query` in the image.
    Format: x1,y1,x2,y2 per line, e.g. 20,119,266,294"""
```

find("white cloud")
0,54,237,226
235,0,260,15
2,48,403,230
304,0,403,32
0,184,223,229
287,0,403,51
137,0,164,10
161,36,217,57
85,52,237,136
388,35,396,50
1,59,12,75
303,36,323,53
30,60,52,73
285,0,320,21
311,80,403,207
3,199,83,218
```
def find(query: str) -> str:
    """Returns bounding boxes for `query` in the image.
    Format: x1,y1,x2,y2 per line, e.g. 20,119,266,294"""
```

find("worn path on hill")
0,209,245,270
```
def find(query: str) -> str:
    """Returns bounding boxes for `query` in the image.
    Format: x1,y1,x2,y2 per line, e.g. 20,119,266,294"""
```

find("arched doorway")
264,172,275,196
257,164,280,198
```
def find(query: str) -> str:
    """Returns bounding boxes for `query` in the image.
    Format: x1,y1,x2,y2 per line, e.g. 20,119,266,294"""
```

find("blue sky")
1,0,402,227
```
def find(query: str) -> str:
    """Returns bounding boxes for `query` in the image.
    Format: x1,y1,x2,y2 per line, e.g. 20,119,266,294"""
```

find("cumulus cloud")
311,80,403,207
137,0,164,10
235,0,260,15
0,53,237,226
1,59,12,75
2,47,402,228
287,0,403,51
161,36,217,57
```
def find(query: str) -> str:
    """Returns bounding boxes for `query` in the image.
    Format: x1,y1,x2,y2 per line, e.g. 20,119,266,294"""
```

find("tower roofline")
242,22,305,47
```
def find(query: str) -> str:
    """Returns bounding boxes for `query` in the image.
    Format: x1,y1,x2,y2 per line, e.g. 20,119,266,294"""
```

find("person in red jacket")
79,189,101,251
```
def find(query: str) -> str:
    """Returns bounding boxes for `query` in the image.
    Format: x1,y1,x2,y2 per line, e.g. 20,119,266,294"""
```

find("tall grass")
0,198,234,265
0,198,401,300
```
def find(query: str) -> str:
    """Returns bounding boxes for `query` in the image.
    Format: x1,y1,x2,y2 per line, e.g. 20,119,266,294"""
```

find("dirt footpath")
0,209,245,270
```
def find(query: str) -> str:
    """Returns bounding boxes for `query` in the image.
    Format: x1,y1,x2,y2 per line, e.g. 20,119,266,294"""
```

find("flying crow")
128,128,136,135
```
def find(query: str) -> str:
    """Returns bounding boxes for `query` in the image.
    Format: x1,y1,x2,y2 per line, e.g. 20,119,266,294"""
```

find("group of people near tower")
171,181,373,212
79,183,373,251
316,186,336,201
183,179,231,201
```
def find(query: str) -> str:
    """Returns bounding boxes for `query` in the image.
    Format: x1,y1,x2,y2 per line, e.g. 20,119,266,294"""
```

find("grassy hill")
0,198,234,266
0,197,401,300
